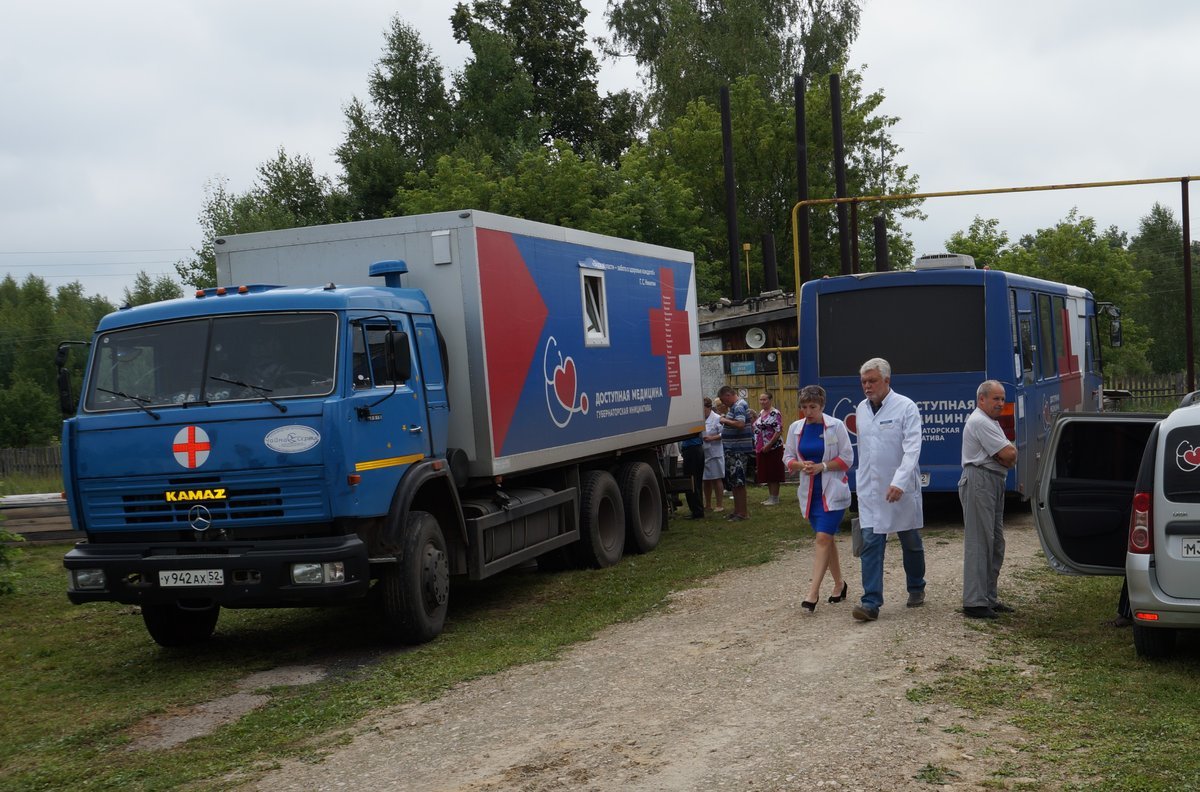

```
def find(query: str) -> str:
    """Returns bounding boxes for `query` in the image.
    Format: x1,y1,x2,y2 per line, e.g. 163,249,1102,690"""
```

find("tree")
604,0,862,124
176,150,348,289
642,74,920,300
123,272,183,307
981,210,1152,377
0,377,60,448
1128,203,1200,374
945,216,1010,270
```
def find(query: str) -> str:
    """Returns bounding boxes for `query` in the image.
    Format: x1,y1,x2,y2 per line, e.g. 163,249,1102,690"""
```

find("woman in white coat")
783,385,855,612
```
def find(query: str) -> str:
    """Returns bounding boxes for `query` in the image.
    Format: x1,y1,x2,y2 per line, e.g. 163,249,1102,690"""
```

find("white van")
1034,404,1200,658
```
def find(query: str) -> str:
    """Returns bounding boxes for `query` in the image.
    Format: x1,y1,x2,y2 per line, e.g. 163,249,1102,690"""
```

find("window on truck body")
1037,293,1057,378
815,283,985,377
581,269,610,347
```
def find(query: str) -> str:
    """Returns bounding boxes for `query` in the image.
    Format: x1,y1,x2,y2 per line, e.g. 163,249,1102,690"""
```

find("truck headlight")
70,569,107,590
290,562,345,585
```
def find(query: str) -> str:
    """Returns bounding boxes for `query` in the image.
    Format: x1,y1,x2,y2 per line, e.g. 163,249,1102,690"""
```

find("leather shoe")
992,602,1015,614
906,590,926,608
963,606,997,619
852,604,879,621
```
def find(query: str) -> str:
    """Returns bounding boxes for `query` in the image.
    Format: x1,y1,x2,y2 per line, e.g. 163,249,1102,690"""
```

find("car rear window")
1162,425,1200,503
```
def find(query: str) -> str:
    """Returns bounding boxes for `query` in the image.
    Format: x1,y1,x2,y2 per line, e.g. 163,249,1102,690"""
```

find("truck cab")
62,268,464,646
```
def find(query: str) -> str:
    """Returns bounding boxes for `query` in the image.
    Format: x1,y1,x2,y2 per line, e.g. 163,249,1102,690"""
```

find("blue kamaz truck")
60,210,702,646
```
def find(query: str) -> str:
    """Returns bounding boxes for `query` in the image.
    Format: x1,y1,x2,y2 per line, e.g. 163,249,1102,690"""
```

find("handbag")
851,517,864,558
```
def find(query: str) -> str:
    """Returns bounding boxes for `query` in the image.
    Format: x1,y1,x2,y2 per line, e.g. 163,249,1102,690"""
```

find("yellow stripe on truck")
355,453,425,472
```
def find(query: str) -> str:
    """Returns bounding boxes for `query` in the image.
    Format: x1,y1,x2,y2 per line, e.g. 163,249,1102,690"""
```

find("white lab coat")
782,414,854,518
854,390,923,533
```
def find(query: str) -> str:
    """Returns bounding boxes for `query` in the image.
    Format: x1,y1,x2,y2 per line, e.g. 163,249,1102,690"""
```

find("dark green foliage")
0,275,115,447
1127,203,1200,374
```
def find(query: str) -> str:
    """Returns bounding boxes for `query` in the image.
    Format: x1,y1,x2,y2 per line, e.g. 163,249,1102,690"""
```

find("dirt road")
251,506,1044,791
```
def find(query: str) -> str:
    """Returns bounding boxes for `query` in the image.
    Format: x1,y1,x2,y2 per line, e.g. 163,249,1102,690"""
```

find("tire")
141,602,220,647
1132,624,1177,659
619,461,663,554
575,470,626,569
381,510,450,644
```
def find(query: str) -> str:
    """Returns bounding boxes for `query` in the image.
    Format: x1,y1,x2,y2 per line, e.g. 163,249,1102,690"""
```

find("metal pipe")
721,86,742,301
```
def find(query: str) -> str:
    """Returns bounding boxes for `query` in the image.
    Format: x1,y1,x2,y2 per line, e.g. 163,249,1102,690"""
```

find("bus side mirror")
387,331,412,383
1109,319,1123,349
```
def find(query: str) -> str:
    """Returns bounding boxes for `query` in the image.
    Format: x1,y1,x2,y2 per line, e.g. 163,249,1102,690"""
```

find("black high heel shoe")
801,600,817,613
828,582,848,603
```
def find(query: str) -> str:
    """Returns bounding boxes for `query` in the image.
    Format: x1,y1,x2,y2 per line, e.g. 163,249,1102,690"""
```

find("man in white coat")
852,358,926,622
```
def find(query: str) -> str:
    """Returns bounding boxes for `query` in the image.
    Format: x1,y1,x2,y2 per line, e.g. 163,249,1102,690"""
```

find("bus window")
1019,316,1035,384
1052,295,1068,369
816,284,985,376
1089,314,1101,373
1037,293,1057,378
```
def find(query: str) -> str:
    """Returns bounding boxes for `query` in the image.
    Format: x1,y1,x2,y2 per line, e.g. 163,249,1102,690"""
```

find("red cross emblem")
649,268,692,397
172,425,211,469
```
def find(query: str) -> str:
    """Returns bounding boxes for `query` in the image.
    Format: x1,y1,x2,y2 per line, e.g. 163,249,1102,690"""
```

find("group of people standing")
686,356,1018,623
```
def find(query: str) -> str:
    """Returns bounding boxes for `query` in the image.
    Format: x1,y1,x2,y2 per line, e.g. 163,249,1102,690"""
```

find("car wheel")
1132,624,1176,659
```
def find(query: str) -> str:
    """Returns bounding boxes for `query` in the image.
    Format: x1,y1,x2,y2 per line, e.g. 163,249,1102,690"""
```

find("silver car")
1034,406,1200,659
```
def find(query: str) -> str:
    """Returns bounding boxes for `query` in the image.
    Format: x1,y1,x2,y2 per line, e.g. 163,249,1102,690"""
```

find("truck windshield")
84,312,338,412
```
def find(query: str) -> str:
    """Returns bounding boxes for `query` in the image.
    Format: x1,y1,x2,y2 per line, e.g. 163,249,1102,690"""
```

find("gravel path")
252,509,1043,791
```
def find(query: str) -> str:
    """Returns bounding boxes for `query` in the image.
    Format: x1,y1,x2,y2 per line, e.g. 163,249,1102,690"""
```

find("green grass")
926,562,1200,790
0,473,63,497
0,498,803,791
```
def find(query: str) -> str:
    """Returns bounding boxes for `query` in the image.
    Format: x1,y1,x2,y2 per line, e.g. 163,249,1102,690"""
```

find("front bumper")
64,534,370,608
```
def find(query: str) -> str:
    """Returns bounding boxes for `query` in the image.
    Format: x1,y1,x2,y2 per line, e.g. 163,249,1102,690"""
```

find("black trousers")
681,444,705,517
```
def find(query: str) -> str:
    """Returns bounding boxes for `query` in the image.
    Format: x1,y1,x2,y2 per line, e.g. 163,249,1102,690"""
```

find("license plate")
1182,539,1200,558
920,473,930,487
159,569,224,587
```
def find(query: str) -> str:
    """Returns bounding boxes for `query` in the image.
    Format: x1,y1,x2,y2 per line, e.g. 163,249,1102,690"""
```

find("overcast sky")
2,1,1197,304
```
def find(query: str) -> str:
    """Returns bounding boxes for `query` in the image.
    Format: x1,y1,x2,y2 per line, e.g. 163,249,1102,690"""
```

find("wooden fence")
0,446,62,479
1104,372,1189,405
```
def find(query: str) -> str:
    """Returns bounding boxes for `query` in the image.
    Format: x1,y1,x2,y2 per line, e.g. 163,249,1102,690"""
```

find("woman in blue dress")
783,385,855,612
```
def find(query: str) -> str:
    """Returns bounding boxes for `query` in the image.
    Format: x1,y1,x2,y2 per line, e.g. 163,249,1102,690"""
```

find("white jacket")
782,414,854,518
854,390,923,533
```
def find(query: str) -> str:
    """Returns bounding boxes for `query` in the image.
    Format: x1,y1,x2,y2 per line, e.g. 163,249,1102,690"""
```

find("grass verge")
926,560,1200,790
0,498,802,791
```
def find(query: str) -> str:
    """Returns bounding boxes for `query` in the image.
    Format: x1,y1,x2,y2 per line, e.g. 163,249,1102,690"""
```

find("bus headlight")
290,562,345,585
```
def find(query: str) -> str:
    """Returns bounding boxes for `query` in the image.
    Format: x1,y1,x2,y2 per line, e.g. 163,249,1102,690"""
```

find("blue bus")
797,254,1105,498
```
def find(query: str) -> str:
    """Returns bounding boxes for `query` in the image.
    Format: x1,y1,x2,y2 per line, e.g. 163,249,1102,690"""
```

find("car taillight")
998,402,1015,441
1128,491,1153,554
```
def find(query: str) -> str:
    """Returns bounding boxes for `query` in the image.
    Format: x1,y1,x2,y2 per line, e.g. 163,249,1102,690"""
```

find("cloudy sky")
2,1,1197,303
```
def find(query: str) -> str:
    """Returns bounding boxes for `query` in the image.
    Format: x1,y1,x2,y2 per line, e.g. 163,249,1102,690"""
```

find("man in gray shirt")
959,380,1017,619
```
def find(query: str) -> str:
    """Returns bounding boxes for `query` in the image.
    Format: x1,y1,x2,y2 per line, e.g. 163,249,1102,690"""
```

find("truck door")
345,315,429,500
1032,412,1160,576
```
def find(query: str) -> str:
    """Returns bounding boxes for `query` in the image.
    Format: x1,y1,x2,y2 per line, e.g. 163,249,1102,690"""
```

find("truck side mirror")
56,341,89,416
1109,319,1123,349
387,331,412,383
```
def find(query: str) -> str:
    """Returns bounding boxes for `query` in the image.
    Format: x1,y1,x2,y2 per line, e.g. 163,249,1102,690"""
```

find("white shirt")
961,407,1011,474
854,390,923,533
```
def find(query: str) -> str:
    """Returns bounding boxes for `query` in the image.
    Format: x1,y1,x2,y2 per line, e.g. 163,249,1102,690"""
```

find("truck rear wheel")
575,470,626,568
381,510,450,644
619,461,662,554
141,602,220,647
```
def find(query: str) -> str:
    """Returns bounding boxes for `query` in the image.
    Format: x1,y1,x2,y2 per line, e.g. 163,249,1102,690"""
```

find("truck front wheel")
381,510,450,644
141,602,220,647
575,470,626,568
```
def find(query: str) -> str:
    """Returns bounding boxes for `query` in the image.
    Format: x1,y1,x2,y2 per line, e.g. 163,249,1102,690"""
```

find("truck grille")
78,468,329,532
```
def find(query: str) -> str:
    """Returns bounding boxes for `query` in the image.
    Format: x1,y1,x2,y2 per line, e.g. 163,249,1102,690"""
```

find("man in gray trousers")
959,380,1017,619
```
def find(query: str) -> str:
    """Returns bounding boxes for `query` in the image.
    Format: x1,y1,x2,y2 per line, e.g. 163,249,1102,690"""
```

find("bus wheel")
381,510,449,644
575,470,626,568
141,602,220,647
619,461,662,554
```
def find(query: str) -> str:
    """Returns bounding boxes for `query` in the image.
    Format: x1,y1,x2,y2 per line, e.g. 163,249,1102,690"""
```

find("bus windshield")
84,312,338,412
816,284,986,376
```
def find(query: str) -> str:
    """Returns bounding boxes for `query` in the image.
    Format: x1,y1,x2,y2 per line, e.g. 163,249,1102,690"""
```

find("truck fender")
384,460,468,568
